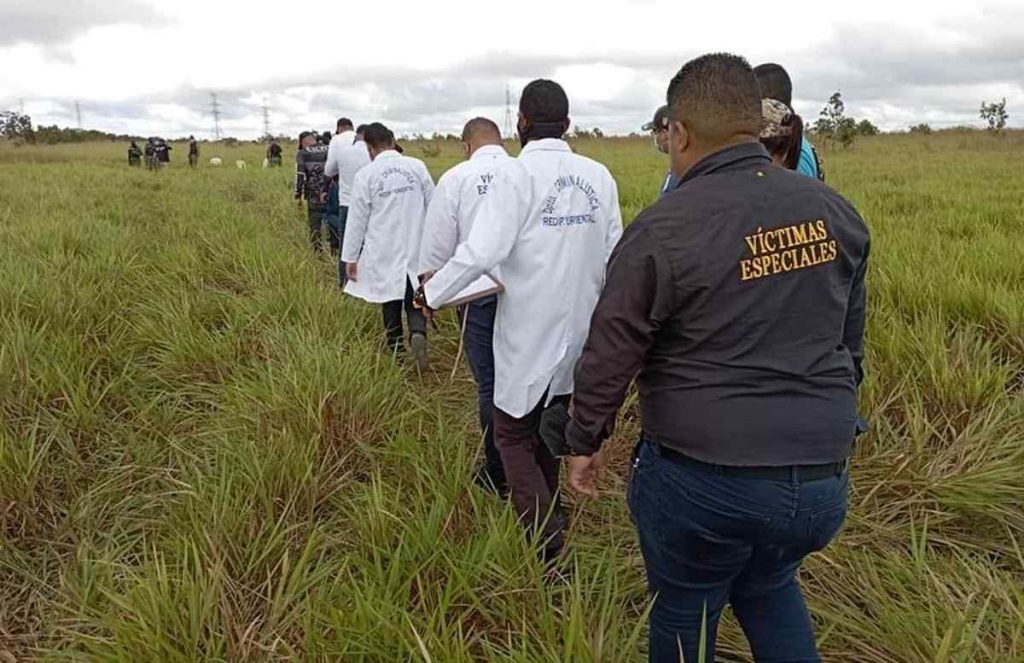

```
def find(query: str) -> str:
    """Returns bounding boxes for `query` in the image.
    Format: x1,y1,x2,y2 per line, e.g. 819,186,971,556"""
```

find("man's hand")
567,450,606,498
346,262,358,282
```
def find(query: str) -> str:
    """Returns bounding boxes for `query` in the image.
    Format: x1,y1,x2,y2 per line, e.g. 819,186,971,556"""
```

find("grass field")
1,133,1022,661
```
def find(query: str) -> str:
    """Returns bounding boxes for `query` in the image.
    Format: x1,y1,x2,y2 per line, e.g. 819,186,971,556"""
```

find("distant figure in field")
267,142,283,167
188,136,199,167
753,63,824,181
642,105,679,197
144,138,157,170
154,137,171,166
760,99,805,171
294,131,331,251
128,141,142,167
341,122,434,369
325,118,371,269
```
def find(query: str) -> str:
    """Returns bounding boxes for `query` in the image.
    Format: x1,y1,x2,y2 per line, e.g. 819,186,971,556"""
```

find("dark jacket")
294,144,329,207
567,142,870,466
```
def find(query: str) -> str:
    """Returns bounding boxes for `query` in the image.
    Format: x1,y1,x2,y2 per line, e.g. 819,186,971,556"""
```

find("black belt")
654,443,847,482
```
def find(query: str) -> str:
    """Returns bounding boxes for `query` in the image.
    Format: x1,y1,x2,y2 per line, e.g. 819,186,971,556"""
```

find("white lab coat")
341,150,435,303
419,144,511,274
324,130,371,206
424,138,623,417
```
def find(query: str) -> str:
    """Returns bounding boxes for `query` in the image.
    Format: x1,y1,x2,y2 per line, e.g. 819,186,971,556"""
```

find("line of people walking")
299,55,869,663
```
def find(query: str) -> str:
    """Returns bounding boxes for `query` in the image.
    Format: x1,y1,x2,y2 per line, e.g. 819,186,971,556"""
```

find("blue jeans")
458,296,506,492
628,439,848,663
334,206,349,286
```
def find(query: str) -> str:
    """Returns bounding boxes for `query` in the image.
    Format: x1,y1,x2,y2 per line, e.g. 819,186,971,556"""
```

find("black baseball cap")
642,105,669,132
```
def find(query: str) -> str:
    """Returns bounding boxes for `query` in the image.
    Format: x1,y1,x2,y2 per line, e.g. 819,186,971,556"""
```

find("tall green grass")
0,133,1022,660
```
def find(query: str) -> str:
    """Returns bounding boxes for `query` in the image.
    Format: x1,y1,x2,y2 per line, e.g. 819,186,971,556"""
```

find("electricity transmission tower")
261,99,271,139
503,85,515,139
210,92,222,140
75,101,82,129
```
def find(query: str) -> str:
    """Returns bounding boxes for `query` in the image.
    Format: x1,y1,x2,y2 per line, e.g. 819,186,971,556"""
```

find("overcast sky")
1,0,1022,138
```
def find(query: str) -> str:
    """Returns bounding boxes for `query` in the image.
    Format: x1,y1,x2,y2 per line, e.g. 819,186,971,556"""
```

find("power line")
261,98,271,138
210,92,222,140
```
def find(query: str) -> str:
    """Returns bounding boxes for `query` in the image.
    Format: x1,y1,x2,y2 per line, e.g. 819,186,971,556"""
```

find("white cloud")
0,0,1021,137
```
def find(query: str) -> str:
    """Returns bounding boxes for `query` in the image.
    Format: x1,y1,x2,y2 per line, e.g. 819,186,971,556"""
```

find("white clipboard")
437,274,504,309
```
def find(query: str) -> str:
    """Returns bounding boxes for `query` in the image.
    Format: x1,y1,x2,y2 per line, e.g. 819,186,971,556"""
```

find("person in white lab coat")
420,80,623,561
326,119,372,282
419,117,512,497
341,122,435,370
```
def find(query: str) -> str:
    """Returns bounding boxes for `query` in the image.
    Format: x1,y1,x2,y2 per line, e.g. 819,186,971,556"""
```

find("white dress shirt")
424,138,623,417
324,130,371,206
418,144,511,274
341,150,435,303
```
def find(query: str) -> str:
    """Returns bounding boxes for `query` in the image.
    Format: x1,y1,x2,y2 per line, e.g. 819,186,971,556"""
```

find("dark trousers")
458,297,505,491
492,393,570,560
628,439,848,663
381,278,427,353
307,205,326,251
189,153,198,167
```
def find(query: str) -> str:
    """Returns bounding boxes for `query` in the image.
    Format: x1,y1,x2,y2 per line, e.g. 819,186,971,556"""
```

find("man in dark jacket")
565,53,869,662
188,135,199,167
294,131,331,251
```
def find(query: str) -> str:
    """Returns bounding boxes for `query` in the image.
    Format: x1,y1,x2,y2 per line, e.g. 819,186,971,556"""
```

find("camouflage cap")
642,105,669,132
760,98,793,138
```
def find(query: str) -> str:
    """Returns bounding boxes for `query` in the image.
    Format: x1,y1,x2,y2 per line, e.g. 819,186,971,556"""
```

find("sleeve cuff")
565,419,602,456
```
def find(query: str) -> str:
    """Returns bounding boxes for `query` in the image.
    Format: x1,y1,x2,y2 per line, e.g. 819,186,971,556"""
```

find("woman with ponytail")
760,98,805,171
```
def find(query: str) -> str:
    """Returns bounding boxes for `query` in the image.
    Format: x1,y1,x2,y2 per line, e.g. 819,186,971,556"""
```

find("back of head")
667,53,762,147
753,63,793,106
337,117,353,132
362,122,395,151
355,124,368,138
462,117,502,145
518,80,570,141
760,98,804,170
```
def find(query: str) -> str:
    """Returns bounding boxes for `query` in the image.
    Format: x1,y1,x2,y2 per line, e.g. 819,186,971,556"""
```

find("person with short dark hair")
566,53,869,662
294,131,331,251
188,135,199,167
418,116,511,497
128,140,142,166
754,62,824,180
422,80,623,564
641,105,679,196
154,137,171,165
144,138,157,170
341,122,435,369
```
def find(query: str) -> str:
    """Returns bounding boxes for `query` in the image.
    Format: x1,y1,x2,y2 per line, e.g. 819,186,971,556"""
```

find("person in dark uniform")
144,138,157,170
267,142,283,167
641,105,679,197
565,53,870,663
154,138,171,165
294,131,331,251
128,141,142,167
188,135,199,167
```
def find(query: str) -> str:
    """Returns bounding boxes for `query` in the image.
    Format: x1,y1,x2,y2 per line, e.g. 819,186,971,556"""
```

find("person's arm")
420,161,436,208
294,151,306,200
419,174,459,275
340,170,372,265
843,238,869,387
423,164,524,308
324,139,340,178
566,226,675,456
603,175,624,258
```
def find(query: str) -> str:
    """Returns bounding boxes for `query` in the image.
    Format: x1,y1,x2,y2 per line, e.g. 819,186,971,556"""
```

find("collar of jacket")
375,149,401,160
471,144,508,160
520,138,571,155
676,141,771,188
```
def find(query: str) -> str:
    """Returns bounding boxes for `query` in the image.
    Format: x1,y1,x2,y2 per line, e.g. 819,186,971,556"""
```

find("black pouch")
538,401,571,457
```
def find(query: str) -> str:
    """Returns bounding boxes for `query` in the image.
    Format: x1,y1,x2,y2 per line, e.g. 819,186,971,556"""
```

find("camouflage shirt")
294,144,330,207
